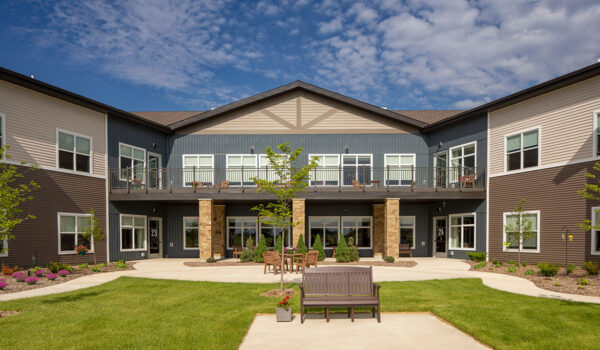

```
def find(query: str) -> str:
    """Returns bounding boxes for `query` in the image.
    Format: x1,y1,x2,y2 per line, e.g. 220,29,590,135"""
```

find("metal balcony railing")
109,166,486,194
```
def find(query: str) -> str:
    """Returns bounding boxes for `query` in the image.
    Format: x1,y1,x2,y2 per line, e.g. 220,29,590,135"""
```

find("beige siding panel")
0,81,107,176
178,90,415,134
489,76,600,175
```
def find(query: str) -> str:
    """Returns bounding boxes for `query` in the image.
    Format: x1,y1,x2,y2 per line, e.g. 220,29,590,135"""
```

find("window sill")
120,249,147,252
448,247,476,251
503,249,540,253
183,247,199,250
58,251,95,255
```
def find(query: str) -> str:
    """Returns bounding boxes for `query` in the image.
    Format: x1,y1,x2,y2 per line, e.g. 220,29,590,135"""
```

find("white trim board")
502,210,541,253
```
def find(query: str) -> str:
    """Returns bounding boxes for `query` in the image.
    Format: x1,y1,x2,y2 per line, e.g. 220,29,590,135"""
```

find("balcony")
109,166,486,201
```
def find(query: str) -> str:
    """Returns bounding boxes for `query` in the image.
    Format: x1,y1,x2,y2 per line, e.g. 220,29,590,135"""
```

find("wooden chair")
399,243,412,257
263,251,274,274
296,250,319,273
352,179,364,189
232,245,243,259
219,180,230,190
193,181,204,189
271,251,288,275
460,174,476,188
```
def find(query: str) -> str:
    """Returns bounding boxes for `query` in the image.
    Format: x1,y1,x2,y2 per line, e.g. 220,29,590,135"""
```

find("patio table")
283,253,304,273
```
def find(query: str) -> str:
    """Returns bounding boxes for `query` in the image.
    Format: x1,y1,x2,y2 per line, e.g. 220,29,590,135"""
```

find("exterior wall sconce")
344,208,349,214
152,208,159,215
344,145,349,153
438,141,443,150
250,146,255,154
152,142,157,149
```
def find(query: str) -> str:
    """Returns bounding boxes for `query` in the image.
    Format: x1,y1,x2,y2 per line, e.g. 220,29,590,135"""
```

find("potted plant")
132,178,142,190
276,296,292,322
76,245,89,255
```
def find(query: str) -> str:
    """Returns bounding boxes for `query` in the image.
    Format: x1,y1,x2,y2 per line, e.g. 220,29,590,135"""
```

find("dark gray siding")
164,205,200,259
400,203,433,257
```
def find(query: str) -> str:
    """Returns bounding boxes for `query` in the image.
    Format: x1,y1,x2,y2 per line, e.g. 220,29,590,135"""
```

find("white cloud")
318,17,344,35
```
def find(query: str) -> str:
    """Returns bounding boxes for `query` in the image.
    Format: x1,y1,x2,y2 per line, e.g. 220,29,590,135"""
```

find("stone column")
384,198,400,258
372,203,385,258
199,199,213,260
212,205,226,259
292,198,306,246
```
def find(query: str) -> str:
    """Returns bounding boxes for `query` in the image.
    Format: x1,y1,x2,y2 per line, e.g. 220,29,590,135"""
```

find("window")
341,217,372,248
309,217,340,248
595,112,600,157
342,155,372,186
227,155,257,186
258,154,289,182
449,143,476,182
503,211,540,252
385,154,416,186
0,114,5,152
58,213,93,254
58,131,91,173
183,155,214,186
592,207,600,255
399,216,415,248
119,143,146,182
259,219,291,248
0,239,7,257
449,213,476,250
227,217,257,248
183,217,199,249
506,129,539,171
309,154,340,186
120,215,146,251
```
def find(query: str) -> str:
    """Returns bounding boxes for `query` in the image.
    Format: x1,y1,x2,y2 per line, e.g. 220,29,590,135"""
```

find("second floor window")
0,114,5,152
183,155,214,186
227,155,257,186
120,143,145,182
449,143,475,182
595,113,600,157
58,131,91,173
506,129,539,171
385,154,415,186
309,154,340,186
342,155,372,186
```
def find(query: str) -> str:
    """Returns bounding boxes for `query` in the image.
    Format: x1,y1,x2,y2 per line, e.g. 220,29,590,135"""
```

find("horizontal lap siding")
489,162,600,264
0,167,106,267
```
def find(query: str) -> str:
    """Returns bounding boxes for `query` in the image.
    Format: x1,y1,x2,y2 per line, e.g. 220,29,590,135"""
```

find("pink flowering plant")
57,269,70,277
12,272,26,282
0,278,6,290
25,276,39,285
46,273,58,280
34,269,45,277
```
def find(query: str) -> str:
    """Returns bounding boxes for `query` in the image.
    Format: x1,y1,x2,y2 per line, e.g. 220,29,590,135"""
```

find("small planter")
276,307,292,322
78,251,86,256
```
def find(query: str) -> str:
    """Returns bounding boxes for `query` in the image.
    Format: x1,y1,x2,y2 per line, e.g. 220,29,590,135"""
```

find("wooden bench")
399,243,412,257
300,266,381,323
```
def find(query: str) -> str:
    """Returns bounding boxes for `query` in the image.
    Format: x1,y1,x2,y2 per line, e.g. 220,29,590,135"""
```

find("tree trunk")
280,226,284,291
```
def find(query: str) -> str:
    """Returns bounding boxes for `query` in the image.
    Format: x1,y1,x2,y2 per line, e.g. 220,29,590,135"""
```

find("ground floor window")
309,217,340,248
593,207,600,255
58,213,93,254
449,213,475,250
183,217,199,249
227,217,257,248
399,216,415,248
259,219,291,248
0,239,7,257
503,211,540,252
341,217,372,247
121,215,146,251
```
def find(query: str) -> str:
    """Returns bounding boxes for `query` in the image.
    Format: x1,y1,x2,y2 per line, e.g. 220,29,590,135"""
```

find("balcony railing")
109,166,486,194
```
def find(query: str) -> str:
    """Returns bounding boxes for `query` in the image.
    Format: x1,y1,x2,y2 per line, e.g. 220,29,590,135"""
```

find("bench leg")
326,308,329,322
372,307,375,317
301,305,304,324
350,307,354,322
377,305,381,323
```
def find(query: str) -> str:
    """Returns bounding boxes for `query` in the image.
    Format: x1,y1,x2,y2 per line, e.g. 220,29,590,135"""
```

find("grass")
1,277,600,349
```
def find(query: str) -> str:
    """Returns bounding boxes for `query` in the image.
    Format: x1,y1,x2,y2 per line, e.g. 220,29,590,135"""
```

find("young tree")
578,162,600,234
503,198,536,268
312,234,325,261
251,143,319,290
0,146,39,254
296,234,308,256
81,208,105,266
335,236,350,262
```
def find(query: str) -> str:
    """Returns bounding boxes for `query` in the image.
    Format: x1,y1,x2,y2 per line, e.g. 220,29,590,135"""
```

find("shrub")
474,261,486,269
91,266,100,272
48,262,73,274
57,269,71,277
312,234,325,261
521,262,528,267
46,274,57,280
508,260,518,266
347,237,359,262
2,264,18,275
491,259,501,265
583,261,600,275
274,235,283,253
0,280,6,290
99,263,107,268
12,272,25,282
32,266,43,272
25,276,39,285
296,234,308,256
34,269,45,277
384,256,395,263
537,262,560,277
555,282,562,286
335,236,351,262
577,278,590,286
253,235,268,263
78,263,88,269
116,260,127,269
206,257,216,263
566,263,577,275
239,237,255,263
578,286,586,290
525,269,535,276
467,252,486,262
508,266,517,273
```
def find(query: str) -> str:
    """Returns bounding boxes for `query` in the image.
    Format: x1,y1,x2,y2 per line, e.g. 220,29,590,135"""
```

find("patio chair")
296,250,319,273
352,179,364,189
399,244,412,257
232,245,243,259
263,251,274,274
271,251,288,275
219,180,230,190
460,174,476,188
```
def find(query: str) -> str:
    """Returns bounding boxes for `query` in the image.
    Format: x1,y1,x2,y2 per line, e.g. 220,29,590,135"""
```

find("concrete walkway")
2,258,600,304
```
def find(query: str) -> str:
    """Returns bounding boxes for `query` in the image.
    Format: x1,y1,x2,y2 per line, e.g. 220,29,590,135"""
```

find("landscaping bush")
12,272,25,282
116,260,127,269
0,279,6,290
1,264,18,275
99,263,107,268
521,262,528,267
577,278,590,286
578,286,586,290
31,266,43,272
46,274,57,280
78,263,88,269
253,235,268,263
34,270,45,277
474,261,486,269
467,252,486,262
312,234,325,261
525,269,535,276
25,276,39,285
384,256,395,263
508,266,517,273
583,261,600,275
491,259,500,265
508,260,518,266
57,269,71,277
347,237,360,262
296,234,308,256
537,262,560,277
206,257,216,263
566,263,577,275
91,266,100,272
335,236,351,262
48,262,73,274
239,237,255,263
274,235,283,253
555,282,561,286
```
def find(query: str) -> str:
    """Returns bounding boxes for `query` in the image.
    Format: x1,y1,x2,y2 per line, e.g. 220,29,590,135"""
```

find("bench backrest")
306,250,318,265
302,266,373,296
399,244,411,251
263,251,273,263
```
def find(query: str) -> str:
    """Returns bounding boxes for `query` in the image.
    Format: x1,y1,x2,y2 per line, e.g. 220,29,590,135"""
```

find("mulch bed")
260,288,296,298
184,260,417,268
0,262,135,294
467,261,600,297
0,310,19,318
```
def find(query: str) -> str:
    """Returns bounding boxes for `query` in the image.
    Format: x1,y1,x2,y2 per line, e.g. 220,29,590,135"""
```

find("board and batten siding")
0,80,107,177
489,75,600,175
176,90,418,135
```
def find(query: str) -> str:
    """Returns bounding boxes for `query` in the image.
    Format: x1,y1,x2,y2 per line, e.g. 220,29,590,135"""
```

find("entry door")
148,217,162,258
148,153,162,189
433,151,448,188
433,217,447,257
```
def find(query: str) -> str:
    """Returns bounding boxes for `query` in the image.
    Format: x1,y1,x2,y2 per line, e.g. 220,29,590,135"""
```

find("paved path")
2,258,600,304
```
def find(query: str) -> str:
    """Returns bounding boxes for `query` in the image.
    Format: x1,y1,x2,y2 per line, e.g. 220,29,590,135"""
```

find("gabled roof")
168,80,429,130
393,110,463,125
131,111,205,126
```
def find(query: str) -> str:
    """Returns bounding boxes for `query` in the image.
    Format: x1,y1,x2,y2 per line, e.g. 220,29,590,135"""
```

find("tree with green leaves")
251,143,319,290
312,234,325,261
335,236,351,262
254,235,268,263
503,198,536,268
296,234,307,256
0,146,39,254
81,208,105,266
578,163,600,237
274,235,283,254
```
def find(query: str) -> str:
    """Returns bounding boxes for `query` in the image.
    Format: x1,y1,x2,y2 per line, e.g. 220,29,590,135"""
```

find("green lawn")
1,277,600,349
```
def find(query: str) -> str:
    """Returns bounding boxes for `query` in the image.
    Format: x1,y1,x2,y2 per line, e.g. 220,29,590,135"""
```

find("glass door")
433,217,447,257
148,153,162,189
433,151,448,188
148,217,162,258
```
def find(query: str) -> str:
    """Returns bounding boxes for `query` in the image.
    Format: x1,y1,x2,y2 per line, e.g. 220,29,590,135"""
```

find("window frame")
119,214,147,252
259,218,291,249
56,129,93,174
226,216,258,249
308,154,340,187
448,213,477,251
183,216,200,250
384,153,416,187
182,154,214,187
593,111,600,158
0,237,7,257
399,216,416,249
502,210,540,253
591,207,600,255
226,154,258,187
119,142,146,182
504,127,541,172
0,113,5,160
341,154,373,187
449,142,477,183
340,216,373,249
308,216,340,249
57,212,94,255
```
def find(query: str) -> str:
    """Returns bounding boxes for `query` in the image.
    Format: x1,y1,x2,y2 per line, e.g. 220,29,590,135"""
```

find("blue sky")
1,0,600,112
